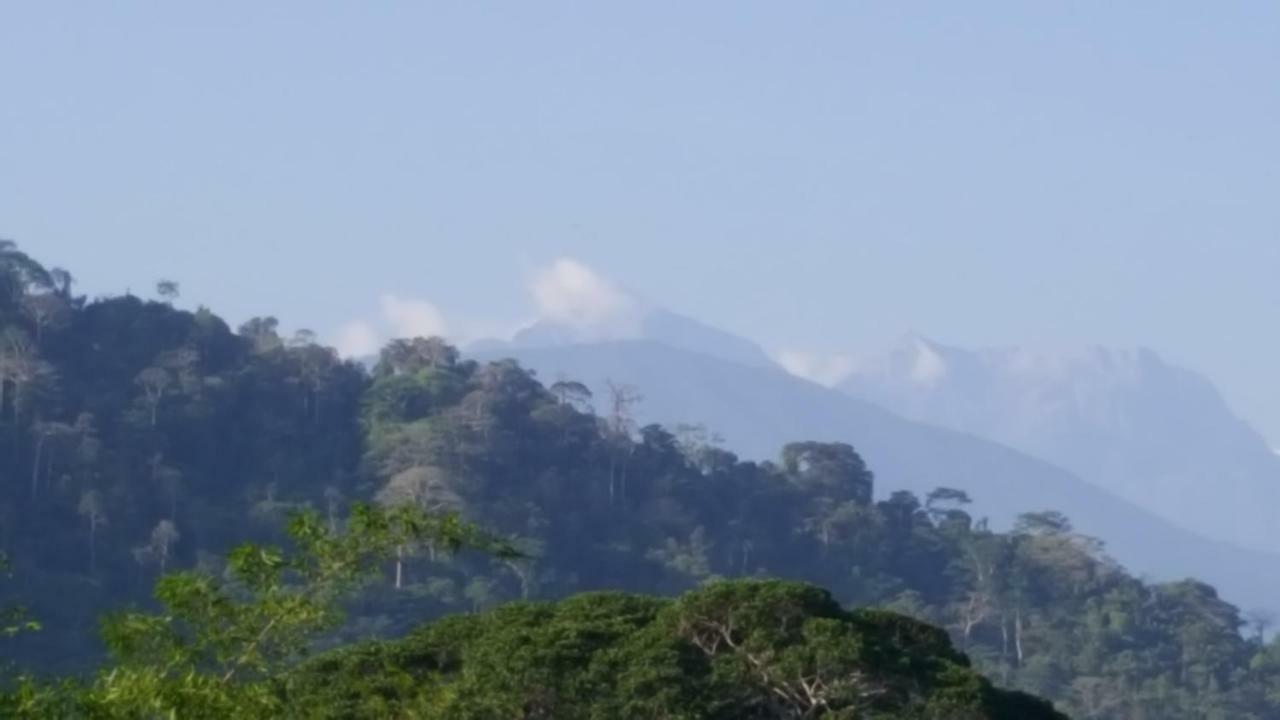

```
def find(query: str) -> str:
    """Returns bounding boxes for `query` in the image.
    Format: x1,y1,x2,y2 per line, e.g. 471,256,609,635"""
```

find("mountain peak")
840,338,1280,555
886,333,951,386
473,307,775,369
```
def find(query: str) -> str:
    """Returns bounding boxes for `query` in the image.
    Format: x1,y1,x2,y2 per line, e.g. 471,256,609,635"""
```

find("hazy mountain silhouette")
475,306,776,369
839,335,1280,555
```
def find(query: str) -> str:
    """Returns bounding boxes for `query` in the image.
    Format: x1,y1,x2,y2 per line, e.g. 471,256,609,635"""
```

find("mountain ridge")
473,337,1280,615
469,306,777,370
839,334,1280,554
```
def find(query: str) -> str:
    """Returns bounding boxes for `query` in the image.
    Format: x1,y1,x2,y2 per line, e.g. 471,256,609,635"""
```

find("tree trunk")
1014,607,1025,666
88,520,97,574
1000,612,1010,682
31,431,44,498
961,593,985,650
607,456,616,506
619,445,635,504
510,564,531,600
394,545,404,589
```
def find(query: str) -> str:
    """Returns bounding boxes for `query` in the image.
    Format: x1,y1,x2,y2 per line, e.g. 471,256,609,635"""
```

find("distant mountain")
474,339,1280,616
839,335,1280,555
472,307,775,369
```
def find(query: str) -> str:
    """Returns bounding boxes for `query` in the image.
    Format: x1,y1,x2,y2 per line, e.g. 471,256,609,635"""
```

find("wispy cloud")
331,257,644,357
333,321,383,358
774,349,856,387
528,258,642,338
380,294,449,340
331,294,452,358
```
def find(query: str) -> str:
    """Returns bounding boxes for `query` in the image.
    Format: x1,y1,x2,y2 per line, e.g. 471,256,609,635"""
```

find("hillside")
480,339,1280,617
6,505,1067,718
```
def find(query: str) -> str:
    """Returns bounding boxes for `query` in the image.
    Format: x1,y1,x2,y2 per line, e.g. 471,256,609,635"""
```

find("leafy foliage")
284,579,1065,719
2,504,511,718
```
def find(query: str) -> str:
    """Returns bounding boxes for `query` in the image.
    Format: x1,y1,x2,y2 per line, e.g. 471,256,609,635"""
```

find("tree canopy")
284,579,1065,719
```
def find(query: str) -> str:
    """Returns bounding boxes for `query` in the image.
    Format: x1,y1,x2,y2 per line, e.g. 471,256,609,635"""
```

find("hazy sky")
3,4,1279,437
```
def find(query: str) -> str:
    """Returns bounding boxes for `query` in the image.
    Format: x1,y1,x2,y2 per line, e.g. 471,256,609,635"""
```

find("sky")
2,4,1279,437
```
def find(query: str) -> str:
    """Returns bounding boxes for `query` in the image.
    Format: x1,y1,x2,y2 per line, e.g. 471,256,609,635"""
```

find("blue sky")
3,3,1279,437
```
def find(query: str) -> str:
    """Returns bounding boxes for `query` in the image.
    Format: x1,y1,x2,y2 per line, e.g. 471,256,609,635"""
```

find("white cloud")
333,259,638,357
909,342,948,385
379,294,449,340
774,349,856,387
528,258,641,338
333,321,382,359
331,294,450,358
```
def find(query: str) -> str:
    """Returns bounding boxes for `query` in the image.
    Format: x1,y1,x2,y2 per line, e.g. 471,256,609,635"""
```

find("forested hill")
5,241,1280,717
284,579,1066,719
480,338,1280,617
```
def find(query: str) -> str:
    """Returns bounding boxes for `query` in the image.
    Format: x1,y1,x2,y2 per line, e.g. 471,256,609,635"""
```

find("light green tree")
7,504,515,718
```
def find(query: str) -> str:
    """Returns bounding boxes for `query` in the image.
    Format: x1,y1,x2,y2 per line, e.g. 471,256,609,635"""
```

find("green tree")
9,505,514,718
283,579,1067,720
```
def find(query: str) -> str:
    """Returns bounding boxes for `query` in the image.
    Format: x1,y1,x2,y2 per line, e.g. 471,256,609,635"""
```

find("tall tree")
375,337,459,377
239,317,284,354
77,491,107,574
134,520,181,574
0,240,51,308
135,366,174,428
0,328,46,419
603,380,642,505
549,379,593,411
375,466,463,588
20,294,68,345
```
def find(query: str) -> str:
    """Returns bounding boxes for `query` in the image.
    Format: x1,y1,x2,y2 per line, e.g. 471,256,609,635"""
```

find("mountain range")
840,335,1280,555
471,309,1280,615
